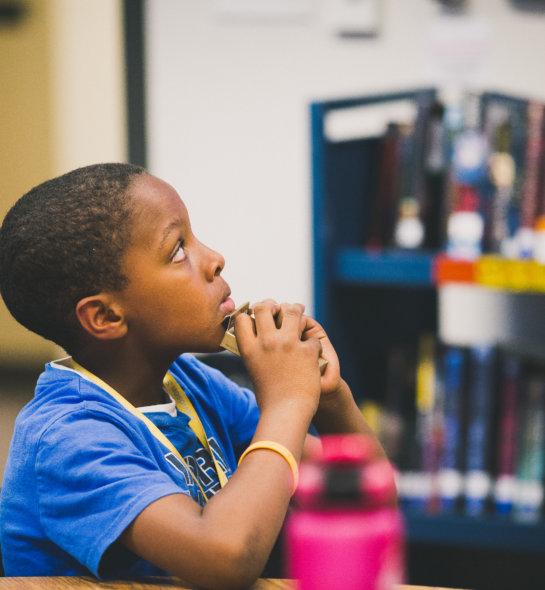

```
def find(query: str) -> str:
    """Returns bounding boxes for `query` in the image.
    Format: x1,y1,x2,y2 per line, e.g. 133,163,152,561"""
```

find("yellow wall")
0,0,127,478
0,0,126,368
0,0,58,366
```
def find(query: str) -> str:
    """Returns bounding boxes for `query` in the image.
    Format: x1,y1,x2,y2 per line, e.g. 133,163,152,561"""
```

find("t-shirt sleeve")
35,409,186,578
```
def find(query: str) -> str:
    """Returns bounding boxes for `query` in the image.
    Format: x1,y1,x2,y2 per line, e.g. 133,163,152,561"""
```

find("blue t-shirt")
0,354,259,578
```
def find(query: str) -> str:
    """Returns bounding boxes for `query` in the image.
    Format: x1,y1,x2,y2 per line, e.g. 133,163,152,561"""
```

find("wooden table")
0,577,468,590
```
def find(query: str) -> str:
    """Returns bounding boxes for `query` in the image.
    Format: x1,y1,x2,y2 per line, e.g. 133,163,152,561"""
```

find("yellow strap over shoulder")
60,358,229,501
163,372,229,487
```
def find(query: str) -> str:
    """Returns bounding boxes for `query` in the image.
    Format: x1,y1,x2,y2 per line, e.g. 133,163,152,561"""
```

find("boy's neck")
71,346,175,407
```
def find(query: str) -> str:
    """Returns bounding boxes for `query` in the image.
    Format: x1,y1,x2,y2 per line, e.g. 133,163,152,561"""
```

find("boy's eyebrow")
159,219,185,249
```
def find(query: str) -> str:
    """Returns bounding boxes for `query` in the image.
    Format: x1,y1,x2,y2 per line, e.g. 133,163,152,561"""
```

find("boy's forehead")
129,174,188,217
126,175,190,248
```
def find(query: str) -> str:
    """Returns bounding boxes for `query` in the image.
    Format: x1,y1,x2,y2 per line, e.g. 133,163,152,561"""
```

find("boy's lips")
220,295,236,315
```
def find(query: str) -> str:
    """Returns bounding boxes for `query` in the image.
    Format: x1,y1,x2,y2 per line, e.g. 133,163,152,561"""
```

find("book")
503,97,530,258
445,185,485,260
439,91,465,249
484,101,516,255
445,93,489,260
513,370,545,523
395,348,423,512
514,102,545,258
452,92,489,187
534,102,545,262
493,355,521,516
437,346,467,513
366,122,402,249
393,91,435,250
380,348,407,468
413,334,439,512
412,90,436,249
393,123,425,249
463,345,496,516
423,99,448,250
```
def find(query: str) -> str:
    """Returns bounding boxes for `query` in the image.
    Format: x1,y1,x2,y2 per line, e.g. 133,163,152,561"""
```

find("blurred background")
1,0,545,587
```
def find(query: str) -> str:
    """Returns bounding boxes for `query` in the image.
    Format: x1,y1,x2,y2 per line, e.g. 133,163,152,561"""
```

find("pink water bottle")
285,434,405,590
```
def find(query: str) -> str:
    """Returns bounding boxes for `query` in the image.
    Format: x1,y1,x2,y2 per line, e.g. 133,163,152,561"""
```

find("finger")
306,336,323,362
233,312,256,353
301,317,320,343
252,299,280,334
309,336,323,359
275,302,305,334
300,314,314,338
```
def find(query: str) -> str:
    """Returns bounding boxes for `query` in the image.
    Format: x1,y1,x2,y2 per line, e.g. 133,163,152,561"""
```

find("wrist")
238,441,299,494
253,399,315,460
259,396,317,426
255,384,319,417
318,379,351,411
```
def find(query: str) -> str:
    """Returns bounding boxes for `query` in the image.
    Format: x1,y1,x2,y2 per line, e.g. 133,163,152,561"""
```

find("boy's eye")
171,241,186,263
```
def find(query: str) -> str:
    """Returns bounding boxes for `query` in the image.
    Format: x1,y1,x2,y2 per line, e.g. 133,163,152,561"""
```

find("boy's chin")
182,331,228,355
192,341,226,354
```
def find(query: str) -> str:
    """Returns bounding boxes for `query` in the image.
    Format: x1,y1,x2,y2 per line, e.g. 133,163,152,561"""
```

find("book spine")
393,123,425,249
484,101,516,255
366,123,402,249
464,345,496,516
506,99,530,258
423,100,448,250
393,90,435,250
446,92,489,260
534,107,545,262
440,92,465,251
437,346,466,513
514,371,545,523
413,334,438,512
380,348,407,467
515,102,545,258
412,91,435,233
493,355,521,516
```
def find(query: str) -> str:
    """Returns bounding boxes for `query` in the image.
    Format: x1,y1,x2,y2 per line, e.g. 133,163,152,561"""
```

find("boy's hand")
300,314,342,398
234,299,322,418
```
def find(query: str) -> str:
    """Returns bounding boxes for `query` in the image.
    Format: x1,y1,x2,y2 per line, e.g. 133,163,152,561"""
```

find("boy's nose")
202,242,225,280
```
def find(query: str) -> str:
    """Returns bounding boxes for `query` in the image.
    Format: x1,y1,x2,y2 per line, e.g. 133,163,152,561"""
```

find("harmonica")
221,302,328,375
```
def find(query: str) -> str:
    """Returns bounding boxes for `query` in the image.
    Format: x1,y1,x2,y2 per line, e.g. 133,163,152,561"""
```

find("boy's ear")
75,294,127,340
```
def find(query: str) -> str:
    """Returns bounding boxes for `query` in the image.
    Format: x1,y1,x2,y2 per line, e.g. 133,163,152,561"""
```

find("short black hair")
0,162,147,353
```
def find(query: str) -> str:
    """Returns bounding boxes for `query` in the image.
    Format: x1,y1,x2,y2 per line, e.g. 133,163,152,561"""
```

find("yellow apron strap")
163,372,229,488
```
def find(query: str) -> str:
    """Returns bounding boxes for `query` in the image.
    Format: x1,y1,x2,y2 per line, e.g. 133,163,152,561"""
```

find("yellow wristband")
238,441,299,494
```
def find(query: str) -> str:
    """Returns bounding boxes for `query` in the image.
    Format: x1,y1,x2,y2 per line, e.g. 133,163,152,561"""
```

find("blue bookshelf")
310,89,545,588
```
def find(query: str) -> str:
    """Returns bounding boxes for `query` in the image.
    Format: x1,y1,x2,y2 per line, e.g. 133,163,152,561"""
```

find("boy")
0,163,387,588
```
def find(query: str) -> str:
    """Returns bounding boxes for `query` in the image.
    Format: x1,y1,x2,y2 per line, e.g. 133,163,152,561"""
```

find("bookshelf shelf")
406,513,545,552
311,88,545,588
334,248,435,286
435,254,545,293
333,248,545,293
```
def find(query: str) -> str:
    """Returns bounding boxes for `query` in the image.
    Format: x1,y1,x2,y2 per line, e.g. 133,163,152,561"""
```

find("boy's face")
115,174,235,357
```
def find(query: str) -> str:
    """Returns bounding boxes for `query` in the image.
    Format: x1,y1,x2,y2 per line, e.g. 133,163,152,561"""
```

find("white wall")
146,0,545,314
